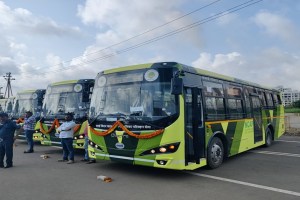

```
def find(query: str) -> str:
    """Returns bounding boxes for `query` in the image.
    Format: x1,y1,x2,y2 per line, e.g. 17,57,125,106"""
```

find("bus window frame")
224,83,245,119
202,79,226,121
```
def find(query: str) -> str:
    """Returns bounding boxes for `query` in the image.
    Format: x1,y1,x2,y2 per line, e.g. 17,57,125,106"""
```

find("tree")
293,100,300,108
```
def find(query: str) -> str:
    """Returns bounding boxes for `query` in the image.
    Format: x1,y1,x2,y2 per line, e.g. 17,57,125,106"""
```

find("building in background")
276,86,300,106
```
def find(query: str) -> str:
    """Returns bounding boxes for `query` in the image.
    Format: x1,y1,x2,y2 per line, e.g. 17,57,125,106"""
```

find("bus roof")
17,89,45,94
102,62,275,91
50,79,94,86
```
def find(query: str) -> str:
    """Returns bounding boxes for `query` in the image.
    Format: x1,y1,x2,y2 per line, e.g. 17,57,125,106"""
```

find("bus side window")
277,94,282,105
203,80,225,121
244,87,251,118
205,97,225,120
258,90,267,107
228,99,243,119
265,92,274,107
272,93,278,105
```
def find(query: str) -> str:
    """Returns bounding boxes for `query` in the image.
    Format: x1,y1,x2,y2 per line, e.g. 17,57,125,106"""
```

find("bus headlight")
140,142,180,156
89,141,103,151
159,147,167,153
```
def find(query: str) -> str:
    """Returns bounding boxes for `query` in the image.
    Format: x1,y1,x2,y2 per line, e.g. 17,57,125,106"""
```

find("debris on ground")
40,154,50,159
97,175,112,182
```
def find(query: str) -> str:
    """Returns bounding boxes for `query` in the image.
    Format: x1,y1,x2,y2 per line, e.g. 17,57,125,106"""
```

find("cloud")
191,49,300,90
253,11,299,43
0,1,82,37
0,56,19,75
216,13,238,26
77,0,202,48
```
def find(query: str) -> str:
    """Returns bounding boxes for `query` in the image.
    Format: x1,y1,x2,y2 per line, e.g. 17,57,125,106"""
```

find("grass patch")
284,107,300,113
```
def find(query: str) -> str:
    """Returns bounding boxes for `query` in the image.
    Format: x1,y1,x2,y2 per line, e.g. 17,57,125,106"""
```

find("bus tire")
264,128,273,147
207,137,224,169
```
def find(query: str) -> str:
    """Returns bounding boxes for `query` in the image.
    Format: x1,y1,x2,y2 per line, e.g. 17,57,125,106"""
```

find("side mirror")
171,77,183,95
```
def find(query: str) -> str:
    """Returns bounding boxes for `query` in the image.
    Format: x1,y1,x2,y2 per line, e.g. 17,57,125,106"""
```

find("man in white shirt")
57,113,76,164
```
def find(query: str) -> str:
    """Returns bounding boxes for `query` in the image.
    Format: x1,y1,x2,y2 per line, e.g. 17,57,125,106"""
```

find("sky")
0,0,299,95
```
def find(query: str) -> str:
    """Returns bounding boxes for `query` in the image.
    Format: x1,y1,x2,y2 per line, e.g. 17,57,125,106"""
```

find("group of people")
0,111,94,169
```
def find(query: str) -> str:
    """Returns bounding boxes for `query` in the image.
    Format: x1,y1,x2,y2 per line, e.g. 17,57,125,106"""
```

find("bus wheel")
207,137,224,169
264,128,273,147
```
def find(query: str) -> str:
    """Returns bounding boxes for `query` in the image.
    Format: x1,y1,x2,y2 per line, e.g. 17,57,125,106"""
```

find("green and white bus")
5,96,15,117
12,89,46,121
34,79,94,149
88,62,285,170
0,98,8,112
11,89,46,139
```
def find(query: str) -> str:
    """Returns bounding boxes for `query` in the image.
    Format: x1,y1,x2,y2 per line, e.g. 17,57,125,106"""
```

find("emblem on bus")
115,143,125,149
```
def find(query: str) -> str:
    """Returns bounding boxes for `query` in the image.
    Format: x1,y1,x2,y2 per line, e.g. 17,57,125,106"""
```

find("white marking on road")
50,146,62,149
278,140,300,144
250,150,300,158
186,172,300,197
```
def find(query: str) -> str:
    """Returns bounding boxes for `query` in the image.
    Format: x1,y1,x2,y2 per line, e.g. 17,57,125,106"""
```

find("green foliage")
285,107,300,113
292,100,300,108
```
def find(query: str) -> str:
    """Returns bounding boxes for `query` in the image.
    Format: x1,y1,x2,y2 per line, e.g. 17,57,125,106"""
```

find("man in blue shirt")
0,112,21,168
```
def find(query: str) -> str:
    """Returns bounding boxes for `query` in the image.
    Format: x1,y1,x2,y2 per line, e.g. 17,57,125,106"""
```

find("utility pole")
3,72,15,98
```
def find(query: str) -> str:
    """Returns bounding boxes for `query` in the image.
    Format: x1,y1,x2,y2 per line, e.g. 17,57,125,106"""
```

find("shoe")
66,160,74,164
0,165,4,168
58,159,68,162
24,150,34,153
81,159,89,162
4,165,12,168
86,160,96,164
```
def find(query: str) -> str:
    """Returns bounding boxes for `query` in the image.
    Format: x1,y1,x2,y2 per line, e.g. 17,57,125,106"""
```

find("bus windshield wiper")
111,112,128,117
89,112,104,125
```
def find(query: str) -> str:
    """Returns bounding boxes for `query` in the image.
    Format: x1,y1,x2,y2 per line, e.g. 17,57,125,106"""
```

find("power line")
24,0,262,77
22,0,222,76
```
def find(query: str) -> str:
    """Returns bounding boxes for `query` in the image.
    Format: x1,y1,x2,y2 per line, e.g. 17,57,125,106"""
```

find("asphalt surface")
0,136,299,200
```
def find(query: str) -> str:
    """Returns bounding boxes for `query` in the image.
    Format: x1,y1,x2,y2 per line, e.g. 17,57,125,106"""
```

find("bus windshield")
42,84,82,116
90,70,179,124
12,98,38,117
5,98,14,114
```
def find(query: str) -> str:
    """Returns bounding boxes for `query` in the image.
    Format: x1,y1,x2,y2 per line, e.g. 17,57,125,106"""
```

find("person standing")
57,113,76,164
81,125,96,164
23,111,36,153
81,125,89,162
0,112,21,168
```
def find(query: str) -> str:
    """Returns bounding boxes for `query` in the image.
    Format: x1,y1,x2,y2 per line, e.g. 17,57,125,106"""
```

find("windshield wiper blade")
89,112,104,125
111,112,128,117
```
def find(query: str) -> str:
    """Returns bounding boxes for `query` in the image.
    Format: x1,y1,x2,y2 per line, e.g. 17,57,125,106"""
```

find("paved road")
0,136,299,200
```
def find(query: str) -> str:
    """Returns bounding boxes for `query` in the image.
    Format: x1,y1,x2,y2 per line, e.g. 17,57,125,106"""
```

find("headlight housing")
89,140,103,151
140,142,180,156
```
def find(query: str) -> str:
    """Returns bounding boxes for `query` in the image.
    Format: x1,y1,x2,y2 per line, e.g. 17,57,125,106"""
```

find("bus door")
184,87,205,165
250,95,263,142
